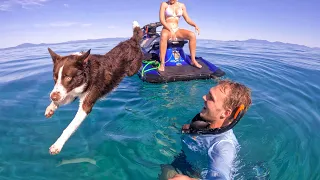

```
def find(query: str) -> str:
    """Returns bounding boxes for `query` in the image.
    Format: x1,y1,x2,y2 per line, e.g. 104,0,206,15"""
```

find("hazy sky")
1,0,319,48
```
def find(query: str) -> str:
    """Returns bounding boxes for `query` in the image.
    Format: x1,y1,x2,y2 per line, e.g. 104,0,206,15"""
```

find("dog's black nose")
51,92,61,101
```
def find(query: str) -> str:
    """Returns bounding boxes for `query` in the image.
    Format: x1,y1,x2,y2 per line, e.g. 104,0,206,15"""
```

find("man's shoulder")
210,130,238,151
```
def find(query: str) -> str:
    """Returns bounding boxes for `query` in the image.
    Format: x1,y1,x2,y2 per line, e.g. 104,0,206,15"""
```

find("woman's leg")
175,29,202,68
159,28,170,71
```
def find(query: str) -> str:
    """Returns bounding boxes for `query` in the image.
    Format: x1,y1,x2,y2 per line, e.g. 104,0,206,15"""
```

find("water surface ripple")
0,40,319,180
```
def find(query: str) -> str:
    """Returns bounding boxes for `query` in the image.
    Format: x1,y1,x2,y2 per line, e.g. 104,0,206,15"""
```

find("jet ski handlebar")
142,22,162,30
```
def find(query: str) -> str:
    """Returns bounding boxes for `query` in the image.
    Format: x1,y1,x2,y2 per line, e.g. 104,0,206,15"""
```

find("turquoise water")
0,39,319,180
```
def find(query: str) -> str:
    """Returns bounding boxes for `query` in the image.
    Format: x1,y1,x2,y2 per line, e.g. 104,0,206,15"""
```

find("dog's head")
48,48,91,103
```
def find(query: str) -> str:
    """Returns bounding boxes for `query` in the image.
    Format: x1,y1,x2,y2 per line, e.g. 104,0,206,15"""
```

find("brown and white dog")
45,21,144,155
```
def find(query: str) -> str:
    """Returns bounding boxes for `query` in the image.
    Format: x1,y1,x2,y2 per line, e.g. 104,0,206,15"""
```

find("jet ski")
138,22,225,83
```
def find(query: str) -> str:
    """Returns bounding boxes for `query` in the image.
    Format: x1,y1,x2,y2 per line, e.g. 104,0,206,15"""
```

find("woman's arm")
159,2,173,31
181,3,197,27
181,3,200,35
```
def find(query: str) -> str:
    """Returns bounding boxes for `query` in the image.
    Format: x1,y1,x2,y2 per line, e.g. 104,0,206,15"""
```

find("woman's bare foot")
158,63,165,71
191,61,202,69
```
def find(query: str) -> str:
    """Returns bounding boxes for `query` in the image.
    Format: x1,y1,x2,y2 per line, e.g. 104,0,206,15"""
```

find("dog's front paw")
45,103,57,118
45,107,54,118
49,143,63,155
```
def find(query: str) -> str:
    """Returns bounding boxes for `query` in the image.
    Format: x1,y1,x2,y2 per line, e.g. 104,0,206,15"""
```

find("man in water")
160,79,252,180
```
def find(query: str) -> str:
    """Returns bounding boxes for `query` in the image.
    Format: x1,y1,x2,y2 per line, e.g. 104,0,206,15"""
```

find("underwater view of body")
0,39,319,180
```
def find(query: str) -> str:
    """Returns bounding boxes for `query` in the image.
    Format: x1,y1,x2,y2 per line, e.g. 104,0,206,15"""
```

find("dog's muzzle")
50,92,61,102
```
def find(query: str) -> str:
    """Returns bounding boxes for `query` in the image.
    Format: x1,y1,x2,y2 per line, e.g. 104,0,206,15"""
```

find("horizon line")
1,37,319,50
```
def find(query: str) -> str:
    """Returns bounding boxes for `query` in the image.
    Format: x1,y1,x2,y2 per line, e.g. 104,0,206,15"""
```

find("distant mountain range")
1,38,319,50
0,37,127,51
227,39,320,50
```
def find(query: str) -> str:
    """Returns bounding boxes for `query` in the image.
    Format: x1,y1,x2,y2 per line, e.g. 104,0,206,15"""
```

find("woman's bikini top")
165,3,183,19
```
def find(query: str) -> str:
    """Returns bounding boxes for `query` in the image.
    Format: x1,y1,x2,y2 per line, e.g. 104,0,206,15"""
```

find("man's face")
200,85,229,122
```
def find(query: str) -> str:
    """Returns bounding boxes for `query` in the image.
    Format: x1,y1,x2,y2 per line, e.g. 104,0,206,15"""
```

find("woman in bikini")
159,0,202,72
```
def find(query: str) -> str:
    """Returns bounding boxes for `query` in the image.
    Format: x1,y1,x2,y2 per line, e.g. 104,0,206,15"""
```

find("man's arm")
205,140,237,180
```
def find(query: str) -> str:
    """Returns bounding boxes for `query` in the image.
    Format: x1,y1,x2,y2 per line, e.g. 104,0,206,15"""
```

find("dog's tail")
132,21,143,43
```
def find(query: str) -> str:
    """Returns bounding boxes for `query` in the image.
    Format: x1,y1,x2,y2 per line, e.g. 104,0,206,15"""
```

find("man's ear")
48,48,60,63
77,49,91,63
222,108,232,119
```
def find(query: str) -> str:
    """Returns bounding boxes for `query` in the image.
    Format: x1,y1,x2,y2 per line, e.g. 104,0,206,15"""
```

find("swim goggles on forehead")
181,104,245,135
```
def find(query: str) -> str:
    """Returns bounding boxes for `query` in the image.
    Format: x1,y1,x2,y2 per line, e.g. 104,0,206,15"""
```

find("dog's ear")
77,49,91,63
48,48,60,62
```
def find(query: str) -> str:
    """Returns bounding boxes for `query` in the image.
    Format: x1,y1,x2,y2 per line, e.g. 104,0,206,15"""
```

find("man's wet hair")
218,79,252,112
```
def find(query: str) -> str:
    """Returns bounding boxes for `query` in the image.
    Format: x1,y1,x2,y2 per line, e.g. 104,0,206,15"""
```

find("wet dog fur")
45,21,144,155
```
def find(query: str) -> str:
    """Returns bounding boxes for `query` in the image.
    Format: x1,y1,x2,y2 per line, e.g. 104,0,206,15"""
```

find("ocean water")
0,39,319,180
